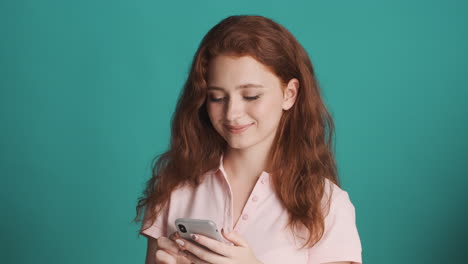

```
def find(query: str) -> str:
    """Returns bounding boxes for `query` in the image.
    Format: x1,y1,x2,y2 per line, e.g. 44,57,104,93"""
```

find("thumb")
221,228,249,247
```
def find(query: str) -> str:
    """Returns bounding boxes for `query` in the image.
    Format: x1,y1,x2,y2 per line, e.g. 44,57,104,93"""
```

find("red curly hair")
135,15,339,248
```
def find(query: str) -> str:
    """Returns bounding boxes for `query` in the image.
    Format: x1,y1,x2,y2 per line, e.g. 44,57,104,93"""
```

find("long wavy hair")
134,15,339,248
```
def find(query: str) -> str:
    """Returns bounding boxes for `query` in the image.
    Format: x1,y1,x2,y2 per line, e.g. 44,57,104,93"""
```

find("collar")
214,153,270,184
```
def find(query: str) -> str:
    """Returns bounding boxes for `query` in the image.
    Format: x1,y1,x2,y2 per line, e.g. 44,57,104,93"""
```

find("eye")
207,94,261,102
208,95,226,102
244,95,260,101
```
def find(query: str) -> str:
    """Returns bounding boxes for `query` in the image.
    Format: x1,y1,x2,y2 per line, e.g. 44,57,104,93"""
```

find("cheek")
250,98,283,120
206,103,222,122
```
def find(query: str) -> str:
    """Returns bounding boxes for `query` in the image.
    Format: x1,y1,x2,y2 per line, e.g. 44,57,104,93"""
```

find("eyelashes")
208,95,261,103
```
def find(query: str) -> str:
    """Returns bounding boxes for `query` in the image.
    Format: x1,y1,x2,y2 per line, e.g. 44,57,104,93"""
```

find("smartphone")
175,218,224,243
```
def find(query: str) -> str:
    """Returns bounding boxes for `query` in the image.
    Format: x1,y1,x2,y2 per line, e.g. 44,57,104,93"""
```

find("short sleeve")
139,204,168,239
307,191,362,264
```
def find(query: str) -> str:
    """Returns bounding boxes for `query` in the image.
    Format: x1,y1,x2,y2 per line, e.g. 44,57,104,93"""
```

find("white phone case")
175,218,224,243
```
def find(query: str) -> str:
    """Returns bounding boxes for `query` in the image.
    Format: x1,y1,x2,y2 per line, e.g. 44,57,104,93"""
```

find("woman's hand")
172,229,262,264
155,232,192,264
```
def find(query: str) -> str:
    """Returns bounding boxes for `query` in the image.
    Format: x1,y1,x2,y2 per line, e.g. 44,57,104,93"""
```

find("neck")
223,135,275,183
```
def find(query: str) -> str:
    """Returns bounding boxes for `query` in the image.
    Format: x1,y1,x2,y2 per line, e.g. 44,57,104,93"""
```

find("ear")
282,78,299,110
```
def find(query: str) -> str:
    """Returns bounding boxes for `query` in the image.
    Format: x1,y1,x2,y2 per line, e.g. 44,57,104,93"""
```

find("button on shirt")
140,155,362,264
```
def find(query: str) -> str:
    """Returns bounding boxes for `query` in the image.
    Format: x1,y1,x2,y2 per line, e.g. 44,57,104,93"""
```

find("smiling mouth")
225,123,253,134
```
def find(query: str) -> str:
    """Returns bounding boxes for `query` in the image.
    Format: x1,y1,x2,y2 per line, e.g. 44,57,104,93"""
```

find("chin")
226,142,247,150
225,139,256,150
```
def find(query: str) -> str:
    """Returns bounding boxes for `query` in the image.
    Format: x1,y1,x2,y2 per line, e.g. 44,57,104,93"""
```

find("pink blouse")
140,155,362,263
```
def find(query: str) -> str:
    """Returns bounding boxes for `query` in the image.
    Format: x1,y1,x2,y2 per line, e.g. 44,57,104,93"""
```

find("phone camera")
178,224,187,233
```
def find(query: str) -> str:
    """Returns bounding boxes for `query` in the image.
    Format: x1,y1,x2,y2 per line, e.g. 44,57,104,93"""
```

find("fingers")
176,251,196,264
190,234,232,257
183,250,209,264
175,238,226,264
155,234,195,264
221,229,249,247
155,248,194,264
155,249,176,264
169,231,180,240
156,236,183,256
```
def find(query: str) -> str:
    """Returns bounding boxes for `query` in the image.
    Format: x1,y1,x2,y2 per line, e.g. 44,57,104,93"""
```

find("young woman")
135,15,362,264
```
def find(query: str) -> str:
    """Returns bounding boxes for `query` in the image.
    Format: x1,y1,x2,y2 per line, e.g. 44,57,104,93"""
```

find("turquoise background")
1,0,467,263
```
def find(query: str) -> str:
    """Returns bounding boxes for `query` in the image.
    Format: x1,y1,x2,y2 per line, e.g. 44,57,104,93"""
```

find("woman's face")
206,55,298,151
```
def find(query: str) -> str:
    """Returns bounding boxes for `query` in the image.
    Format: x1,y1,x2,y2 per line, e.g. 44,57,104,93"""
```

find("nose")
225,97,244,122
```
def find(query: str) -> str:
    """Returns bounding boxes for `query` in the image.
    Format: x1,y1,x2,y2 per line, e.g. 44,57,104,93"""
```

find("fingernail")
190,234,198,240
175,239,184,246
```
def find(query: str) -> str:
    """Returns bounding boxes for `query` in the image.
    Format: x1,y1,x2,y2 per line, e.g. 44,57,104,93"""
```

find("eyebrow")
207,83,265,91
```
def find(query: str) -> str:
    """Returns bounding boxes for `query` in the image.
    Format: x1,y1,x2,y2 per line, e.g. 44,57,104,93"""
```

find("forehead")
207,55,282,90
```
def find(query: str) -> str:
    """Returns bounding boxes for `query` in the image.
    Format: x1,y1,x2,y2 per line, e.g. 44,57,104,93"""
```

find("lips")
224,123,254,133
226,124,253,130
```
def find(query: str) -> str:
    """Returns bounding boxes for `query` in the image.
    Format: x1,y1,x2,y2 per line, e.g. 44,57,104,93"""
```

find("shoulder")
322,178,351,201
307,178,362,263
321,178,356,219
